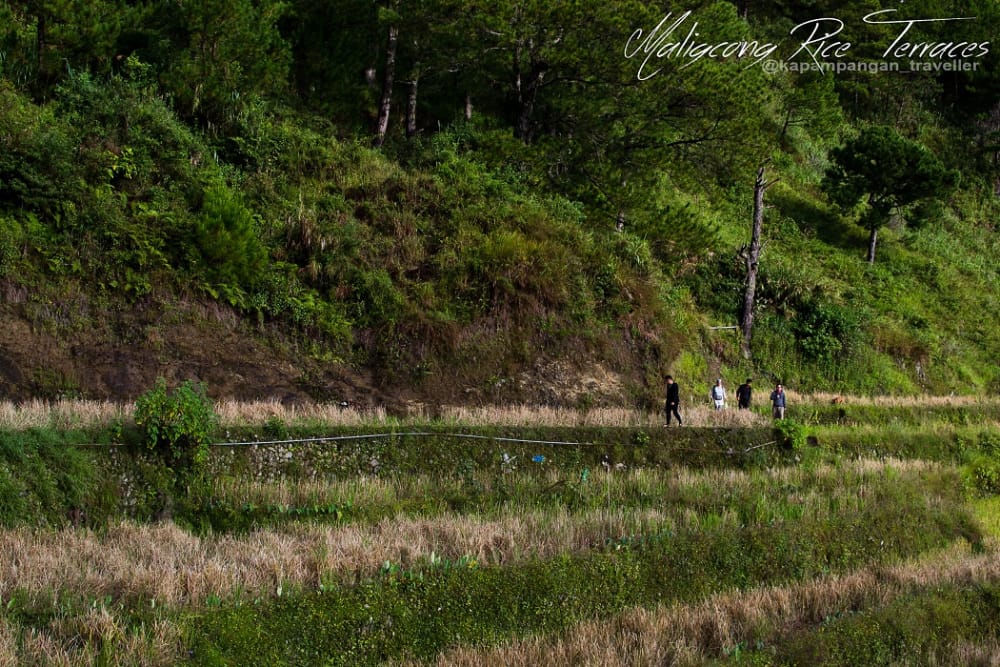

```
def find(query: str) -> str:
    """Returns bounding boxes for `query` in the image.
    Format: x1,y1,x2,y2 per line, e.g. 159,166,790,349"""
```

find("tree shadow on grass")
771,188,866,252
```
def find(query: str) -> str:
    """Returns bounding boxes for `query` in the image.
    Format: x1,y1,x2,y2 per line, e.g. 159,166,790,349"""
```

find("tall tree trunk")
867,226,878,264
373,23,398,147
741,165,776,359
405,67,419,138
36,11,46,77
779,108,793,144
464,92,473,120
513,45,545,142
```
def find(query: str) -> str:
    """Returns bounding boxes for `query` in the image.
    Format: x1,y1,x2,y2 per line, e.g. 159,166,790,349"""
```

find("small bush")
192,184,268,294
966,455,1000,497
774,419,808,450
134,379,217,478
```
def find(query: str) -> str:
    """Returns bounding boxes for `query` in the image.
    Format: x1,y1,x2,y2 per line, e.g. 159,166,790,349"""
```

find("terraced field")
0,398,999,665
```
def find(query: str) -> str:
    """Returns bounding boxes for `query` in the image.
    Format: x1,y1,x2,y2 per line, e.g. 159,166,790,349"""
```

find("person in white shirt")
711,378,726,410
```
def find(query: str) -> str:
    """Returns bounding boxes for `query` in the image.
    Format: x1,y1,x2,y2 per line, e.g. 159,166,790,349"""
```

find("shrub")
966,455,1000,497
774,418,808,450
191,184,269,294
134,379,217,478
0,430,114,527
794,297,861,364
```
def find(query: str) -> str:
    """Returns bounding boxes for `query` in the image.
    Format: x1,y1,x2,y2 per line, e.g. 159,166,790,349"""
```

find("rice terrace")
1,0,1000,664
1,395,1000,665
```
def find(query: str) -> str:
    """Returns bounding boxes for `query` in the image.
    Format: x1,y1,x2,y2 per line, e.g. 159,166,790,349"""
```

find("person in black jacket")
664,375,682,426
736,378,752,410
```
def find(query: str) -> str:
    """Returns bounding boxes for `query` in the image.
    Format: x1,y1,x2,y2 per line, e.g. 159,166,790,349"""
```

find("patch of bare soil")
0,299,387,408
0,288,670,410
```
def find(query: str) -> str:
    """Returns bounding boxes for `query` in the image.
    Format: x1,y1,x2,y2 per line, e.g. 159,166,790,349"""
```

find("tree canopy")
823,125,960,263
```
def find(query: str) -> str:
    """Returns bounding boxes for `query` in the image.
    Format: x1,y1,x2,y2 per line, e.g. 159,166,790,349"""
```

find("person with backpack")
711,378,726,410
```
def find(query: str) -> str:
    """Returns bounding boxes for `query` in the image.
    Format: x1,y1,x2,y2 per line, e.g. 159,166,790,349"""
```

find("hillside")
0,0,998,406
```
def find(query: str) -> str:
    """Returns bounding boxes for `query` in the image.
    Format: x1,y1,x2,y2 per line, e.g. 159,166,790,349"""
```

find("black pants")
665,402,682,425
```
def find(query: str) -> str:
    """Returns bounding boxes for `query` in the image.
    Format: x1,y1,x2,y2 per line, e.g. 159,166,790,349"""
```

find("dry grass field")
2,394,997,432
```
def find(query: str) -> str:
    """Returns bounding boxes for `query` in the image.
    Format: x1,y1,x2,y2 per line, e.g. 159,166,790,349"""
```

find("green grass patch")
191,459,953,536
183,472,978,664
0,429,116,527
725,583,1000,666
973,497,1000,540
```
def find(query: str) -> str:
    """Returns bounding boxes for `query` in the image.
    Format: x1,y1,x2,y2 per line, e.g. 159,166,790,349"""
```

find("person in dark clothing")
664,375,682,426
736,378,752,410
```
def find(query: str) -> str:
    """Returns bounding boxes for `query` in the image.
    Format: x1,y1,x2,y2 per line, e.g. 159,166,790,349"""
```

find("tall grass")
0,612,178,667
0,511,675,605
0,400,128,430
974,497,1000,540
0,398,770,430
801,393,1000,408
945,639,1000,667
213,400,391,427
433,404,769,428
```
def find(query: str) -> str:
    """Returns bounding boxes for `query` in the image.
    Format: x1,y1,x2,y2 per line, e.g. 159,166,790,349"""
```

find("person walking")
736,378,752,410
664,375,682,426
770,383,786,419
711,378,726,410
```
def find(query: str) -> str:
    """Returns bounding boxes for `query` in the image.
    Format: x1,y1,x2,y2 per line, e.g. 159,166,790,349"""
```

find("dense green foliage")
0,430,115,527
0,0,996,401
134,378,217,475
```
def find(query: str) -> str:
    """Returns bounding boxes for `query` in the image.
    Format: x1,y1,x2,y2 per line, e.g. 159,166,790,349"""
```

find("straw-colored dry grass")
0,398,766,430
422,540,1000,667
0,399,129,431
3,394,996,432
208,457,938,526
0,619,17,667
801,392,1000,408
433,404,770,428
947,640,1000,667
0,611,179,667
213,399,391,427
0,508,677,606
0,459,942,608
0,398,395,431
